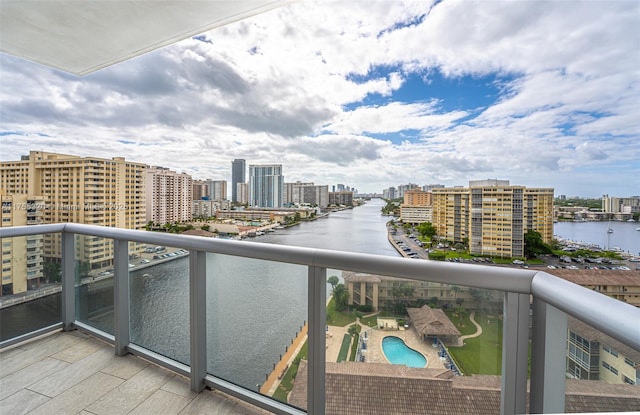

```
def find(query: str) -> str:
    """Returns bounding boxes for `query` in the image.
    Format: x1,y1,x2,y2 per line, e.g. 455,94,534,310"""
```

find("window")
624,357,635,367
603,345,619,357
602,362,618,375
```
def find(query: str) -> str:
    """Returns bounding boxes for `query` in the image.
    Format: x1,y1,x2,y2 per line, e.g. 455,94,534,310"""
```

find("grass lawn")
349,332,360,361
360,314,379,327
447,312,503,375
336,334,352,362
272,340,308,402
444,310,476,336
326,297,357,327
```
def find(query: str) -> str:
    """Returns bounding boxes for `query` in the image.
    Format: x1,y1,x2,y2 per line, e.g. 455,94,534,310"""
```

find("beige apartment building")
192,180,208,201
403,189,432,206
1,192,46,295
0,150,147,272
145,167,192,225
432,180,554,258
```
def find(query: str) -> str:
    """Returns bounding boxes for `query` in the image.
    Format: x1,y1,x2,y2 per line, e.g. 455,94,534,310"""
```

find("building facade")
1,192,45,295
248,164,284,208
145,167,192,225
231,159,246,203
399,205,433,224
329,191,353,207
404,189,432,206
432,180,554,258
0,150,147,271
192,180,208,201
237,182,248,205
284,181,329,208
207,180,227,201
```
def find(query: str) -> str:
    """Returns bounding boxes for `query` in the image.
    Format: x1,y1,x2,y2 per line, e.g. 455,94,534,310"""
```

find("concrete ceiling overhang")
0,0,292,76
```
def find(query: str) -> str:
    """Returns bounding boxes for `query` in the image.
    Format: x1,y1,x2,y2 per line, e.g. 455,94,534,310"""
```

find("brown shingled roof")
550,269,640,286
407,305,461,337
288,361,640,414
342,271,383,283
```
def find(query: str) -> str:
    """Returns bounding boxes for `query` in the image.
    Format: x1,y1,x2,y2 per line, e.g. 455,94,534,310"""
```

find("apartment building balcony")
1,223,639,415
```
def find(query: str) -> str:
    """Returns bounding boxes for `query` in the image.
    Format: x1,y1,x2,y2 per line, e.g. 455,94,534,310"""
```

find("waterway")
554,221,640,255
2,198,398,392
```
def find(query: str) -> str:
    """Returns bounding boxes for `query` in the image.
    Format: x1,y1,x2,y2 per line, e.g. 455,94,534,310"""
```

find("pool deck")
363,327,447,370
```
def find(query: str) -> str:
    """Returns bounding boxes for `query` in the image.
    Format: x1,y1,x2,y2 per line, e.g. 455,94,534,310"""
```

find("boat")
607,227,613,234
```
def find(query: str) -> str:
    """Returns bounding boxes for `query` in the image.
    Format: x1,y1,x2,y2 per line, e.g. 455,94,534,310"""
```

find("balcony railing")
1,223,639,415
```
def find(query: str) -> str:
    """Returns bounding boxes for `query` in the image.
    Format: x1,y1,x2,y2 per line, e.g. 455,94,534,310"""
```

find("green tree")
416,222,437,239
524,230,552,259
201,224,210,231
328,275,339,291
332,283,349,311
348,324,358,337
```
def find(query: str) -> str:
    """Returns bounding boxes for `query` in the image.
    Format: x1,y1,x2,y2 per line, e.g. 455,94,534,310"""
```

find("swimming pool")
382,336,427,368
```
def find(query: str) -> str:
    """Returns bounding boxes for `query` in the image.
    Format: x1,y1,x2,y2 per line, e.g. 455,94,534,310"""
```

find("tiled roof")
550,269,640,286
289,361,640,414
343,271,383,283
407,305,461,337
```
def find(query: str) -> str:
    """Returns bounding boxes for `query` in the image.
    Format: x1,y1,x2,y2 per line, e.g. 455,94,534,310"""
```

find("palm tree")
332,283,349,311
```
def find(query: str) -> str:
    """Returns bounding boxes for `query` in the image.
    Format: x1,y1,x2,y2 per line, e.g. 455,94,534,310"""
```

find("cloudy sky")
1,0,638,197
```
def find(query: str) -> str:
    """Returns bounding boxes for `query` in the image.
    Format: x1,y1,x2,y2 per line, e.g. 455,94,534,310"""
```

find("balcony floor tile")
0,331,273,415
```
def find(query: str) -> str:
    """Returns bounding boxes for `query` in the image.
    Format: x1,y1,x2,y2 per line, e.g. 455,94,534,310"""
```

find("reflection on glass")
286,271,505,412
565,316,639,411
75,236,115,334
1,233,61,341
129,245,190,364
206,253,307,396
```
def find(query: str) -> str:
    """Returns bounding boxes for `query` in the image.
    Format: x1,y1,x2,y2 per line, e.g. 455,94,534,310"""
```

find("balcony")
1,223,639,415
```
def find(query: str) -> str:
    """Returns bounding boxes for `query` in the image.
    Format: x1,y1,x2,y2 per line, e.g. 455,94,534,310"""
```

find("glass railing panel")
75,235,114,334
206,253,307,401
129,244,190,364
564,316,640,412
286,269,505,413
1,233,60,342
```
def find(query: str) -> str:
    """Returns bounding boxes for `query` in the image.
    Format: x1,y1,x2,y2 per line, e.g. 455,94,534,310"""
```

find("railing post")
501,292,529,415
307,266,326,415
190,250,207,393
61,231,75,331
530,298,566,413
113,239,130,356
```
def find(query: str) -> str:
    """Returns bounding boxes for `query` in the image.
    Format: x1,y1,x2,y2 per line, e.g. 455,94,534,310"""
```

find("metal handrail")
2,223,639,415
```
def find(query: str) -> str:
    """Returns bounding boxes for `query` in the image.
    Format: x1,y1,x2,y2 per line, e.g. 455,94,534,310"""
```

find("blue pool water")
382,336,427,368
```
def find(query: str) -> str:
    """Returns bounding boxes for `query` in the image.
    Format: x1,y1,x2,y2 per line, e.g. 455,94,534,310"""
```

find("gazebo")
407,305,461,345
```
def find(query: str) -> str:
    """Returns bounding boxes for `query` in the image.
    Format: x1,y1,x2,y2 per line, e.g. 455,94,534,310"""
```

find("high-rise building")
192,180,208,201
0,150,147,270
329,191,353,207
403,189,432,206
248,164,284,208
237,182,248,205
207,180,227,201
145,167,192,225
432,180,554,258
231,159,246,203
1,191,46,295
284,181,329,208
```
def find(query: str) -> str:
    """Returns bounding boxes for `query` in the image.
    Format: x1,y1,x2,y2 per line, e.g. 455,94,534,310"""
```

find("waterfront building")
145,167,192,224
284,181,329,208
423,184,445,192
432,180,554,258
207,179,227,201
0,192,45,295
0,150,147,270
231,159,246,203
602,195,640,215
397,183,419,198
400,205,433,224
192,179,208,200
383,187,397,200
329,191,353,207
192,199,230,219
248,164,284,208
403,189,432,206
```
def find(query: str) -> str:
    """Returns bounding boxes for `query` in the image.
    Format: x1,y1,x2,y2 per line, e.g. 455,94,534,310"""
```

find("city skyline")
1,1,638,197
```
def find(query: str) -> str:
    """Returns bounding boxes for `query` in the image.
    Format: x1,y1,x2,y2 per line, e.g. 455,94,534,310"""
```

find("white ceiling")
0,1,292,76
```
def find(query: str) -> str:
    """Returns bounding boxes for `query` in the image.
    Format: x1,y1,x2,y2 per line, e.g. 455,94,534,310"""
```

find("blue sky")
1,0,638,197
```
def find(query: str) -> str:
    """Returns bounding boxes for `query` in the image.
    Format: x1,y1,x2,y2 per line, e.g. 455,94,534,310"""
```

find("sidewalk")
260,324,308,395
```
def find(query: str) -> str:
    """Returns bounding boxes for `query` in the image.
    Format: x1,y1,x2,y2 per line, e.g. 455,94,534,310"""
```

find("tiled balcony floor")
0,330,271,415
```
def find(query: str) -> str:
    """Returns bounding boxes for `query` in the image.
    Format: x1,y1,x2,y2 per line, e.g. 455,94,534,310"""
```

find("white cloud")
1,0,638,197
